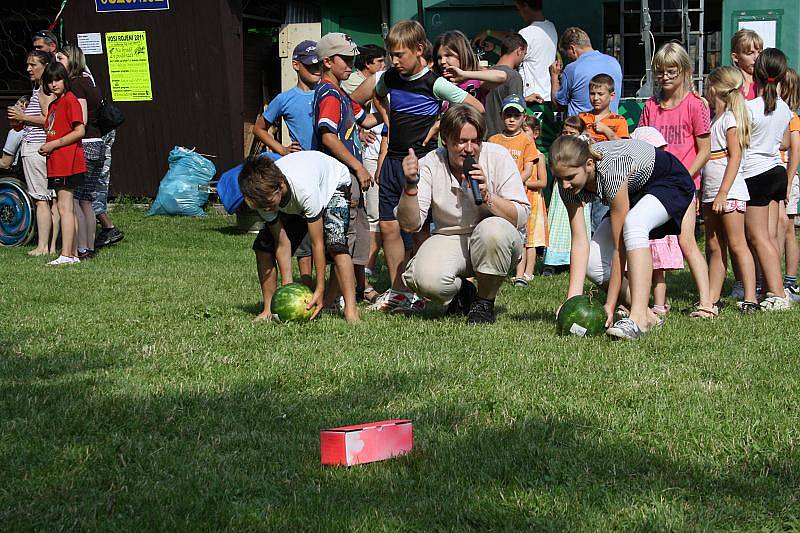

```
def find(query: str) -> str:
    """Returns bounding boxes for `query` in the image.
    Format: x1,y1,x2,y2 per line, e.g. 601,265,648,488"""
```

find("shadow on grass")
3,357,798,530
211,225,253,237
503,310,557,325
239,302,264,316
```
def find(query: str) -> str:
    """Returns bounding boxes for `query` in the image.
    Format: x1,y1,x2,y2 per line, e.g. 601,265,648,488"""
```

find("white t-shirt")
742,97,793,178
517,19,558,100
258,151,351,223
363,71,385,161
701,111,749,203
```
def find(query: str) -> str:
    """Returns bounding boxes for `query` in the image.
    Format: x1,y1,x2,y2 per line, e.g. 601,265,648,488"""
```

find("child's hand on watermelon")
308,289,324,319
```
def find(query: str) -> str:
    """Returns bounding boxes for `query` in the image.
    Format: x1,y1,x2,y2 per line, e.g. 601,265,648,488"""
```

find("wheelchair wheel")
0,177,35,247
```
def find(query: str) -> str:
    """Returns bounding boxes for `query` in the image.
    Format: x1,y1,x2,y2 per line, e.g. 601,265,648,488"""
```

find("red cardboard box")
320,419,413,466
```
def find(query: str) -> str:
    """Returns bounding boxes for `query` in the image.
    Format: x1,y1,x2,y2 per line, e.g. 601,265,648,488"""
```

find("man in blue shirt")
549,27,623,117
253,40,321,153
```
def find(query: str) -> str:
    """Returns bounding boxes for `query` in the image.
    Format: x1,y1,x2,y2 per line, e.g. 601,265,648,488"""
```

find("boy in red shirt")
39,62,86,265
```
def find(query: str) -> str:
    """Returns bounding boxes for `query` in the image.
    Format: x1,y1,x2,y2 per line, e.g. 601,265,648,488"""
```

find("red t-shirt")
45,91,86,177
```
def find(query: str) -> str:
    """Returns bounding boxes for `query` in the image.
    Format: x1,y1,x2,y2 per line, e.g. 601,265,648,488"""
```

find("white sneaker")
760,293,793,311
367,289,413,313
47,255,80,266
606,318,645,340
784,285,800,303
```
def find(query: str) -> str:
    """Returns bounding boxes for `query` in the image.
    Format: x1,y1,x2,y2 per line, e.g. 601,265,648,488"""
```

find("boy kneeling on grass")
239,151,361,322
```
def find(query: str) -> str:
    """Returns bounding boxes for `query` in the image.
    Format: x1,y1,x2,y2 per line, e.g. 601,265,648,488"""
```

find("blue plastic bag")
217,152,281,214
147,147,216,217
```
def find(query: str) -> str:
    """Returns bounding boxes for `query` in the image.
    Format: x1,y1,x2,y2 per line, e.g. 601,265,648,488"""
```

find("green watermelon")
271,283,316,322
556,295,607,337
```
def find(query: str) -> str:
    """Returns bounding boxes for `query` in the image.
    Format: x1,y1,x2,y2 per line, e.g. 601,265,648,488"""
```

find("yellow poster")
105,31,153,101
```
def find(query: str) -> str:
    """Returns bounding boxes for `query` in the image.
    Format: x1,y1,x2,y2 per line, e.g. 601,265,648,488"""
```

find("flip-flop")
362,287,380,303
689,305,719,319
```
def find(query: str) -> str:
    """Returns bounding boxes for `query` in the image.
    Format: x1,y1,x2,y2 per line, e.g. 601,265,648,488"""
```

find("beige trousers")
363,157,380,233
403,217,523,304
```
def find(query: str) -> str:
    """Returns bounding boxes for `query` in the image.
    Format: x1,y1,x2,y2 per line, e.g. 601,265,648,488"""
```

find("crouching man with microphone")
397,104,531,324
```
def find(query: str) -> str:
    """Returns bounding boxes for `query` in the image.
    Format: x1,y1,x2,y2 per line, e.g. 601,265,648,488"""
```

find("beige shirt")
340,70,366,96
410,142,531,235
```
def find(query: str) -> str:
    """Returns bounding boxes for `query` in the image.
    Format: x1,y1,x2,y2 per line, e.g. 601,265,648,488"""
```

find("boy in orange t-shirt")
579,74,630,142
488,94,546,286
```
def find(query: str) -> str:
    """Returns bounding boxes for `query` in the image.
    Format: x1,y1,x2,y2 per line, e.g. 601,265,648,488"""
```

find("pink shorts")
650,235,684,271
703,199,747,213
725,200,747,213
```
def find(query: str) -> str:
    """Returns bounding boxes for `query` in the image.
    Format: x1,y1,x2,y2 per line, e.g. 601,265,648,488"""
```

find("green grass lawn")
2,206,800,530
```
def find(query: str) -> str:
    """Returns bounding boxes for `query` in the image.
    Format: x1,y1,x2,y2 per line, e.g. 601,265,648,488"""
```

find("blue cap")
292,40,319,65
501,94,526,112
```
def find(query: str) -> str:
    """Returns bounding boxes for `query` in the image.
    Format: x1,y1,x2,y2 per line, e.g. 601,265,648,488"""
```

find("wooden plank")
63,0,244,197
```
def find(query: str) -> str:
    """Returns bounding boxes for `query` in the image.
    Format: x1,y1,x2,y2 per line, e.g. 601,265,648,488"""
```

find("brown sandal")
363,287,380,303
689,304,719,319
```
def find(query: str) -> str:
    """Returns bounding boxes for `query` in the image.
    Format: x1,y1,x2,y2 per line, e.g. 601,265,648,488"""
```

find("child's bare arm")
306,217,326,318
443,66,507,89
787,130,800,199
350,75,378,106
526,158,547,190
320,132,372,190
359,112,383,130
520,161,533,183
461,94,484,113
594,121,618,140
39,123,85,156
565,201,589,299
686,134,711,176
0,152,14,170
253,115,296,156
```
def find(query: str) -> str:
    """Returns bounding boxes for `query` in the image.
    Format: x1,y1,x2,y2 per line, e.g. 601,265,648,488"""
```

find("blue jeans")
590,200,609,235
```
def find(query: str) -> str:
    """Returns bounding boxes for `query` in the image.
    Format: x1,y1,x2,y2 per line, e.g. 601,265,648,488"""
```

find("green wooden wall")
389,0,606,50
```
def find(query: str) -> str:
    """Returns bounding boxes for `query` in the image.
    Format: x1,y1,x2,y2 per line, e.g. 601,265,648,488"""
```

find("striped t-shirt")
560,139,656,206
375,66,469,159
22,88,46,144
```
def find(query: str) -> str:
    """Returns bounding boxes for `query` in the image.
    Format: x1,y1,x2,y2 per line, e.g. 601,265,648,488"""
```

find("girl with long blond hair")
701,66,758,311
638,42,716,317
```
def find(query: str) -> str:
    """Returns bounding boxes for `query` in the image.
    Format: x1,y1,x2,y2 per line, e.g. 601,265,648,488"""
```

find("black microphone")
463,155,483,206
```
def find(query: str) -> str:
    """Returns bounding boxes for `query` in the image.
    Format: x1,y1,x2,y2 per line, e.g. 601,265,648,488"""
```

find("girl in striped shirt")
550,136,696,340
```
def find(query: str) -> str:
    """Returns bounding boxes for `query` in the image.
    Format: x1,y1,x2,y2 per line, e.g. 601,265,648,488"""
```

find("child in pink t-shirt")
433,31,495,110
730,29,763,102
638,42,715,317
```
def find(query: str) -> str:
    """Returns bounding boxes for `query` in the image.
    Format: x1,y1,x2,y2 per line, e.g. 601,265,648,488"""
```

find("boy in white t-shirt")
515,0,557,103
472,1,557,103
239,151,361,322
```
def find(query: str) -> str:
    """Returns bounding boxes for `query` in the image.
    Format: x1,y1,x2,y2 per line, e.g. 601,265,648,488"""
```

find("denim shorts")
253,187,350,256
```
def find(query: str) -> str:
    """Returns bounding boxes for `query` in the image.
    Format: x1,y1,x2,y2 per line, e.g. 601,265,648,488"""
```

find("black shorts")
49,173,85,190
378,157,405,222
377,156,431,250
745,165,788,207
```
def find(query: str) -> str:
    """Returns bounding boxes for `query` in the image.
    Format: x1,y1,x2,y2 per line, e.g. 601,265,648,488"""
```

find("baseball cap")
631,126,667,148
292,40,319,65
32,30,58,45
316,32,358,59
501,94,526,113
